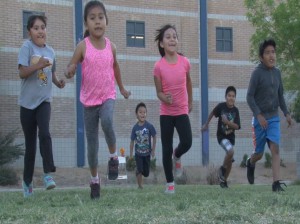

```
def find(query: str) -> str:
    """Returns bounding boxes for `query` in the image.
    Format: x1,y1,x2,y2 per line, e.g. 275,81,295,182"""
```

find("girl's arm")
154,76,172,104
111,42,130,99
65,41,84,79
52,72,65,89
19,57,51,79
186,72,193,112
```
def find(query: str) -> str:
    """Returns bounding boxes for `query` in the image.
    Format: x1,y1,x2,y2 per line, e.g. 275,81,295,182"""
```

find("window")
126,21,145,48
216,27,233,52
23,10,45,39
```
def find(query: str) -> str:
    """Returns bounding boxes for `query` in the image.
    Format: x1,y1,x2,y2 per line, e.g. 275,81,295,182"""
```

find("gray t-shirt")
18,40,56,109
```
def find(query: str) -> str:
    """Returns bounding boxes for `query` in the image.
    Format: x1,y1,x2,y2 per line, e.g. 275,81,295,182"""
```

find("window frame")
216,27,233,52
126,21,145,48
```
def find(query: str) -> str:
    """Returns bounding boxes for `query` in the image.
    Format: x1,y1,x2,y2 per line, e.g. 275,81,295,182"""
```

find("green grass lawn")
0,184,300,224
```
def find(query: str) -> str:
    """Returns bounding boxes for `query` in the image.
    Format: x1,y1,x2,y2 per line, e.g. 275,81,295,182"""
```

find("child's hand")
201,124,208,132
221,114,229,125
257,114,267,129
151,151,155,158
165,93,172,104
120,88,131,99
65,64,77,79
57,79,65,89
37,56,52,69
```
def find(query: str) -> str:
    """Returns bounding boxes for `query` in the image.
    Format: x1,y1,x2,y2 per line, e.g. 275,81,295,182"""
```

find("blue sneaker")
22,181,33,198
43,174,56,190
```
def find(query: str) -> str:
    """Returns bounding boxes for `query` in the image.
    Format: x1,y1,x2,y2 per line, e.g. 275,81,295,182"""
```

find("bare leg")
108,143,116,155
90,167,98,177
269,142,280,182
223,150,234,180
250,153,263,164
137,174,143,189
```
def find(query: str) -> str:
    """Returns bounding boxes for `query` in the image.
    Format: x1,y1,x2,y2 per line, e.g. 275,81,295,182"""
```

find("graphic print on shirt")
31,55,52,86
135,128,151,155
221,111,235,135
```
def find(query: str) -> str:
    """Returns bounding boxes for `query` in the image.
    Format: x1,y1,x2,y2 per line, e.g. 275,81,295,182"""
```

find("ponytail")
84,30,90,38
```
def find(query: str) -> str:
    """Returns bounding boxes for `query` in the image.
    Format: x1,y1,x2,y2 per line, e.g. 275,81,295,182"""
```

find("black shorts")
135,155,150,177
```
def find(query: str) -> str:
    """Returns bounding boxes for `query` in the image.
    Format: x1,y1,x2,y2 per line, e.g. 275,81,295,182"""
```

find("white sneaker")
165,183,175,194
173,157,183,178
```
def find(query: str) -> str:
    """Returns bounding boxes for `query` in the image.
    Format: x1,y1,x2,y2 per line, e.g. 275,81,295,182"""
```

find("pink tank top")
81,37,116,106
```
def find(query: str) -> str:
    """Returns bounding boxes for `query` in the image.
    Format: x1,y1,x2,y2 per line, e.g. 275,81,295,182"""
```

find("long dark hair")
154,24,180,57
27,15,47,31
83,1,108,38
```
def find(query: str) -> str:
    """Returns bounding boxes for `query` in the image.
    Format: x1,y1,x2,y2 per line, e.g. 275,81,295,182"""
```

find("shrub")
126,156,136,171
175,169,188,185
264,152,272,168
0,129,24,186
206,165,219,185
150,157,156,171
240,154,248,168
0,166,18,186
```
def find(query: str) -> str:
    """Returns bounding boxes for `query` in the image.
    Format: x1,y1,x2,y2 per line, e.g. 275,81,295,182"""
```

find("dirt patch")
0,163,297,189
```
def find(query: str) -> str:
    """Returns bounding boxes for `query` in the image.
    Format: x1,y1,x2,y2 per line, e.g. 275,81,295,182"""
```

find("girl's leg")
160,115,175,183
21,107,37,185
36,102,56,174
84,106,100,177
174,115,192,158
99,99,116,154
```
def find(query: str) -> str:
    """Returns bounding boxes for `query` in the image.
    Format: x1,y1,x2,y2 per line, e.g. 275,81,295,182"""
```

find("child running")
65,0,130,199
129,102,157,189
18,15,65,197
201,86,241,188
154,24,193,194
246,38,292,191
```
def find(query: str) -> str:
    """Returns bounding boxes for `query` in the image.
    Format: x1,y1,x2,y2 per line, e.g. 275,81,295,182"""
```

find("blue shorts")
252,116,280,154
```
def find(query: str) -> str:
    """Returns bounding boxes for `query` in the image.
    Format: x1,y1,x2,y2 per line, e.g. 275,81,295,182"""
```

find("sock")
110,152,117,158
167,181,174,186
91,174,99,184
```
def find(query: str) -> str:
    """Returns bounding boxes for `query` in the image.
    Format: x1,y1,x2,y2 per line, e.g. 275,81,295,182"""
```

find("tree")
244,0,300,121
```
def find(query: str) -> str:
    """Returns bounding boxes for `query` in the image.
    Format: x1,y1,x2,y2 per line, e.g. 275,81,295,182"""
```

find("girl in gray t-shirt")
18,14,65,197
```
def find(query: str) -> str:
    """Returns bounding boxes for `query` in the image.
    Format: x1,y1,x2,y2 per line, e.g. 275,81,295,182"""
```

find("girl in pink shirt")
65,1,130,199
154,24,193,194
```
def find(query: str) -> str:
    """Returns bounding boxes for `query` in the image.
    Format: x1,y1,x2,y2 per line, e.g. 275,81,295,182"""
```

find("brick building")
0,0,298,168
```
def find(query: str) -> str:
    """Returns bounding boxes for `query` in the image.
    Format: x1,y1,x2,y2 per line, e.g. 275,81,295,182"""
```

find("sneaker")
246,158,255,184
22,181,33,198
90,182,100,199
165,183,175,194
220,181,228,188
272,180,287,192
43,175,56,190
173,150,183,178
108,157,119,180
218,166,226,183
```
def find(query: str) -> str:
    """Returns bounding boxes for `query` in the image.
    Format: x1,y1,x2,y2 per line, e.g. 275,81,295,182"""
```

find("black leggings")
20,102,56,185
160,115,192,183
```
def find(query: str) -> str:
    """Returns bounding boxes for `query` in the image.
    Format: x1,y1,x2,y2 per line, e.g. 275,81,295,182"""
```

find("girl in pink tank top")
65,1,130,199
154,24,193,194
